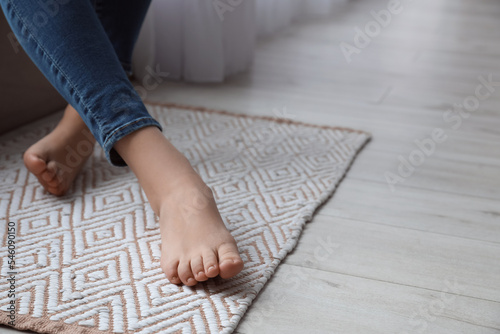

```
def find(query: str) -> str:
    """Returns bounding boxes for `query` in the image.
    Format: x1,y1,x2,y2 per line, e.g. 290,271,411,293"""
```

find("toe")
47,186,65,197
46,161,68,196
178,260,197,286
46,161,63,183
45,179,65,196
41,169,56,183
190,256,208,282
218,243,244,279
23,152,47,175
202,250,219,278
162,260,181,285
46,177,60,188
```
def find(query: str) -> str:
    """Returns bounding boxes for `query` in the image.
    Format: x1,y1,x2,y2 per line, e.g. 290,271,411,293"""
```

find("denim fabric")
92,0,152,76
0,0,162,166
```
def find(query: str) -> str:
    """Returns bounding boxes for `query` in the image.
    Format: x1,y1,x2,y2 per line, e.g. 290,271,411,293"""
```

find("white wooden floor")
2,0,500,333
148,0,500,332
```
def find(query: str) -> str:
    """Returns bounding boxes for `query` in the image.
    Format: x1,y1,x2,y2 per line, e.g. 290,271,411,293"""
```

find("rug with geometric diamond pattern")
0,102,370,334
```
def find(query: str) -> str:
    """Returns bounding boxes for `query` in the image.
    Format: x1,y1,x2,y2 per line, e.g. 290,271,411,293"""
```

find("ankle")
52,120,94,143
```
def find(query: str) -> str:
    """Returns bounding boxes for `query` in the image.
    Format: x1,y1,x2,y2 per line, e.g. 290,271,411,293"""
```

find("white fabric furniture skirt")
132,0,348,83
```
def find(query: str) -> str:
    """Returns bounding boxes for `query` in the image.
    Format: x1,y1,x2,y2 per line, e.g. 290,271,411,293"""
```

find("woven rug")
0,102,370,334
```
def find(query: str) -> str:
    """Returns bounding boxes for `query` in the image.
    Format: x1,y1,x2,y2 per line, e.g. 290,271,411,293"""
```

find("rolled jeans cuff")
103,117,163,166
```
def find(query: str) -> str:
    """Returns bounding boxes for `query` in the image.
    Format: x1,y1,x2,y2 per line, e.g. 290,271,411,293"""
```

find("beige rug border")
0,313,103,334
146,101,371,136
1,102,371,334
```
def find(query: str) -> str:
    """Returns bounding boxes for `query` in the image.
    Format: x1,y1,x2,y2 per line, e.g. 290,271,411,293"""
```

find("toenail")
208,266,216,271
187,278,194,284
171,276,178,281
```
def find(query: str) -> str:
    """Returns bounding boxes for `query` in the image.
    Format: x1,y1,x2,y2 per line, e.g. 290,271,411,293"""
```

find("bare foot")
23,105,95,196
158,176,244,285
114,127,244,285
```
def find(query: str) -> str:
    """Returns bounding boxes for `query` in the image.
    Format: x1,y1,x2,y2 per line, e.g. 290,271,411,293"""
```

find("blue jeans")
0,0,162,166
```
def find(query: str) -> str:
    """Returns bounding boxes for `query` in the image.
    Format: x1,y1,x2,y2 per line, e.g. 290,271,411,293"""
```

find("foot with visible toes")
159,177,244,286
113,127,244,286
23,104,95,196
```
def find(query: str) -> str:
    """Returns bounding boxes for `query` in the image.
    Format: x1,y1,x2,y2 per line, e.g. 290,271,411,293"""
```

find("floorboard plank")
234,264,500,334
283,215,500,302
318,178,500,244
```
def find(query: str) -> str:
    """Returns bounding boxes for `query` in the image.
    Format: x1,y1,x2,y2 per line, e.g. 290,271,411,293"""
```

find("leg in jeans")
20,0,155,195
92,0,152,77
19,0,156,195
1,0,243,284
